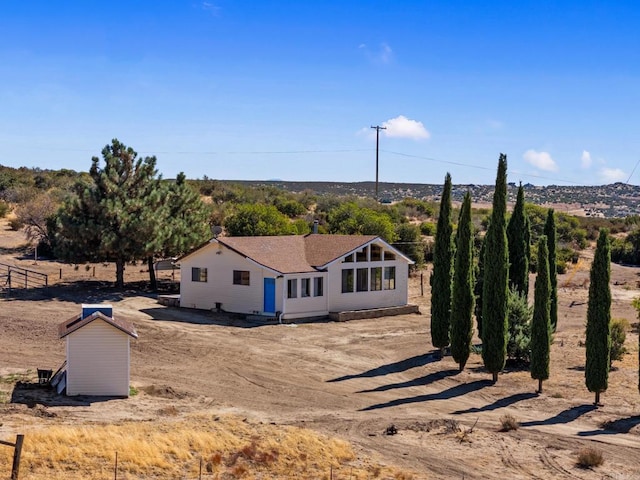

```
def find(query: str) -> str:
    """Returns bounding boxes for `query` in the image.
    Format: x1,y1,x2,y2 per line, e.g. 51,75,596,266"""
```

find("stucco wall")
180,243,272,314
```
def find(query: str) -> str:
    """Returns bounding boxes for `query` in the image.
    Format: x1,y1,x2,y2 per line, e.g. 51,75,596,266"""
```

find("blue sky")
1,1,640,186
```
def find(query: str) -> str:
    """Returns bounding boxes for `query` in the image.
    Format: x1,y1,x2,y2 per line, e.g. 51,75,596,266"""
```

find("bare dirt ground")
1,219,640,479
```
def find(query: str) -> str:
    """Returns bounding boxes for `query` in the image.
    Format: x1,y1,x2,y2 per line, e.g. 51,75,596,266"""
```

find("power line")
626,158,640,184
381,150,584,185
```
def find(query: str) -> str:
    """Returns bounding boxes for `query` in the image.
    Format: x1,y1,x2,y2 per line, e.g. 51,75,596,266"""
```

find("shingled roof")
58,311,138,339
217,234,379,274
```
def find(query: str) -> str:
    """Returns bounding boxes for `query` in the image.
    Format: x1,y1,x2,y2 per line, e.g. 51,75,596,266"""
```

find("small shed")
58,304,138,396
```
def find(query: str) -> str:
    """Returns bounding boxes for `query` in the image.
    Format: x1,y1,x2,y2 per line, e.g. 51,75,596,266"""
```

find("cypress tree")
507,183,530,298
544,209,558,331
430,173,454,356
481,154,509,383
451,191,475,371
585,228,612,406
531,236,551,393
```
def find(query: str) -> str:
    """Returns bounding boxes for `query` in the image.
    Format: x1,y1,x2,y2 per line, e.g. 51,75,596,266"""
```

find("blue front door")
263,278,276,313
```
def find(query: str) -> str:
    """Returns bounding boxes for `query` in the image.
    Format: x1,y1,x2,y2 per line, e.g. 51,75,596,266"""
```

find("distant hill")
224,180,640,218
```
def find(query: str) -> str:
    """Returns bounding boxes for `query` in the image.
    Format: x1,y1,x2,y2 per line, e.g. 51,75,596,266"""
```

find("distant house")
178,234,414,320
58,304,137,396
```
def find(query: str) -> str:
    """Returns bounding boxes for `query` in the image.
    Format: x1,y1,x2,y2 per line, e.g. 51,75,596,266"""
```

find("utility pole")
371,125,386,201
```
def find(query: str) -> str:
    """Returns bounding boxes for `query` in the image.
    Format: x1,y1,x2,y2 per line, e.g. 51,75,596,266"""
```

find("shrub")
8,217,24,231
610,318,629,367
499,414,519,432
420,221,436,236
0,200,9,218
576,447,604,468
507,287,532,364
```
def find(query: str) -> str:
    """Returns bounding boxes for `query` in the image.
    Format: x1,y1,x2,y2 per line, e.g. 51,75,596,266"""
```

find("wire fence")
3,451,371,480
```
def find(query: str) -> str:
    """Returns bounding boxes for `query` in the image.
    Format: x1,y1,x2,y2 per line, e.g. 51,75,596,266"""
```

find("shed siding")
327,260,409,312
66,320,130,396
180,243,269,314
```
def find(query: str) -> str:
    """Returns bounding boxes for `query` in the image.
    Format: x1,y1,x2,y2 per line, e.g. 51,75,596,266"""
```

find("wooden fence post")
114,451,118,480
420,272,424,296
10,434,24,480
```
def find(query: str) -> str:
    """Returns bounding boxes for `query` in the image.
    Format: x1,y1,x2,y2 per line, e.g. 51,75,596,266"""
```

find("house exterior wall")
281,273,329,319
180,243,273,314
327,259,409,312
66,320,130,396
179,238,412,318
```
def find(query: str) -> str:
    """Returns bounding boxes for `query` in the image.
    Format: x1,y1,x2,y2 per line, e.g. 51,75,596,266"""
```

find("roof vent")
81,304,113,319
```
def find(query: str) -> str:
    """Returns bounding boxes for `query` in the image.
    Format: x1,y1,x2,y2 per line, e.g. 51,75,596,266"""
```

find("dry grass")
0,414,413,479
576,447,604,468
499,414,519,432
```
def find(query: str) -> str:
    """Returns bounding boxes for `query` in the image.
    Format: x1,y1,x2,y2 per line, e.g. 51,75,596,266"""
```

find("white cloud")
359,42,393,64
356,127,372,138
599,167,627,183
381,115,430,140
200,2,220,15
581,150,592,169
379,43,393,63
523,149,558,172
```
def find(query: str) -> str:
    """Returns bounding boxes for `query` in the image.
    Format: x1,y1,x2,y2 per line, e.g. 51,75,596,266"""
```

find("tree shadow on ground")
578,415,640,437
0,281,158,303
328,352,440,383
520,404,597,427
0,244,31,256
359,379,493,412
357,369,460,393
452,391,538,415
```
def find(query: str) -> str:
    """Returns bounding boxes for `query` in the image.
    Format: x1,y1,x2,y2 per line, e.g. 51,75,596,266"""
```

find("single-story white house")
178,234,413,320
58,304,137,396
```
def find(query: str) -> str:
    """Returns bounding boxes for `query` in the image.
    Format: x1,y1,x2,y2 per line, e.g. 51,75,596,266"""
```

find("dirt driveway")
1,222,640,479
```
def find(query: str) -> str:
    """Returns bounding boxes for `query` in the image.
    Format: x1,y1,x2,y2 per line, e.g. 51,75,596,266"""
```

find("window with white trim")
192,267,207,282
370,267,382,291
341,269,354,293
314,277,324,297
383,266,396,290
233,270,250,285
301,278,311,297
287,279,298,298
356,268,368,292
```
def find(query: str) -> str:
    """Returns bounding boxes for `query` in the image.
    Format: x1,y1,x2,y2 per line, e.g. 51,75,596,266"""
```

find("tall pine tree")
544,209,558,331
147,172,212,290
482,154,509,383
451,191,475,371
55,139,162,287
507,183,530,298
531,236,551,393
430,173,454,356
585,228,611,406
